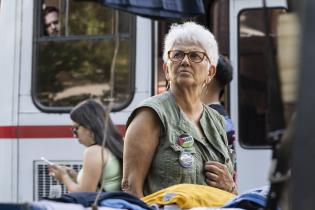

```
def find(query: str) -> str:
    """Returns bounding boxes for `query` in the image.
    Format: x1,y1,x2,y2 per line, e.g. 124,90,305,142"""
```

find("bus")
0,0,287,202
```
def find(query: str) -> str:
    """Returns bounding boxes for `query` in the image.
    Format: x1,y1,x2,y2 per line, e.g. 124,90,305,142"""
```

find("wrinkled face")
44,11,60,36
164,43,215,89
72,123,95,147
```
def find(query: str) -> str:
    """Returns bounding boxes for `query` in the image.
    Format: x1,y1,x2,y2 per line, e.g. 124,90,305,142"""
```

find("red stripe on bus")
0,125,126,139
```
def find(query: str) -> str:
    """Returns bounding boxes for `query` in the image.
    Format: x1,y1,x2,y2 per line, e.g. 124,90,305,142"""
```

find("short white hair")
162,21,219,66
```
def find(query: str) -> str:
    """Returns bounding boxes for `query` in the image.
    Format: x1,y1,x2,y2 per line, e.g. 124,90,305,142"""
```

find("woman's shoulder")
141,91,171,106
141,91,177,115
84,145,108,160
126,92,173,127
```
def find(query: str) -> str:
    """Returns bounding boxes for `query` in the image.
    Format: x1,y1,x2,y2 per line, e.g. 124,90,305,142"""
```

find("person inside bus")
42,6,60,36
201,55,237,180
122,22,236,198
48,99,124,192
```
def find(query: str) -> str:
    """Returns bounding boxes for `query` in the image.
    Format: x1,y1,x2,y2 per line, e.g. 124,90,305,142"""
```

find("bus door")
230,0,287,192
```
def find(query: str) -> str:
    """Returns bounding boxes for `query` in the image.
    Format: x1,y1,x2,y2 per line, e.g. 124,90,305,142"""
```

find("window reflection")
34,0,135,110
43,6,60,36
238,9,286,147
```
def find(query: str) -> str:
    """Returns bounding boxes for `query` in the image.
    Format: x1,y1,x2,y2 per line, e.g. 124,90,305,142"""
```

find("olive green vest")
126,91,235,195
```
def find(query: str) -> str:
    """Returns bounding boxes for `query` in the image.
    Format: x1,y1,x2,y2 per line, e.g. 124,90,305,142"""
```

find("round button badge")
177,134,194,148
179,151,194,168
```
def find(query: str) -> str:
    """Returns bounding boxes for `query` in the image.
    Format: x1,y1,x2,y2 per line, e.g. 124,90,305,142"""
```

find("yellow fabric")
142,184,236,209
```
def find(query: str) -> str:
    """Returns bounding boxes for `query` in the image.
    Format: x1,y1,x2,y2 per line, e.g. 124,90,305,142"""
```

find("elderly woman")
122,22,236,198
49,99,124,192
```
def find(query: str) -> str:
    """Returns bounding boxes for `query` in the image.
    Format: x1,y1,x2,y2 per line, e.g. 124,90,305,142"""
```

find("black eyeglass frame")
167,50,210,63
72,124,82,137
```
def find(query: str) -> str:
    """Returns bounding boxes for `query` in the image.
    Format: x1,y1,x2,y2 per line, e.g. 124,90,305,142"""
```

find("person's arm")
49,146,105,192
122,107,161,198
65,166,78,181
204,161,237,194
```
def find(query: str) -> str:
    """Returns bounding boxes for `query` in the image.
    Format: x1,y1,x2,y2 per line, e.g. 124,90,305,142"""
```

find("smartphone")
41,157,55,165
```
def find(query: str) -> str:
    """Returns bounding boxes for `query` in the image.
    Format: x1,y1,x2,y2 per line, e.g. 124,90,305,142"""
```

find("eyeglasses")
168,50,210,63
72,124,81,137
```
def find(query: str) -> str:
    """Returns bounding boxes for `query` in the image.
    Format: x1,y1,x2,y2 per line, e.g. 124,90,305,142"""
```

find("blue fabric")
223,186,270,208
0,203,29,210
99,0,205,20
209,104,235,147
44,191,153,209
101,198,148,210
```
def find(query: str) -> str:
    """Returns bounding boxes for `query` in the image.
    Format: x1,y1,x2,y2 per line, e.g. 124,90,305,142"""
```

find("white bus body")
0,0,286,202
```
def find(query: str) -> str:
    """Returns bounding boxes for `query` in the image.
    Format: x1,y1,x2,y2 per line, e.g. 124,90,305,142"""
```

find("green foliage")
35,1,133,108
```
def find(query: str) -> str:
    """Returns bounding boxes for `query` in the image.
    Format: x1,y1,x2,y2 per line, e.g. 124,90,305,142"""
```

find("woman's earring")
165,74,170,81
204,86,208,96
202,82,208,96
166,82,170,90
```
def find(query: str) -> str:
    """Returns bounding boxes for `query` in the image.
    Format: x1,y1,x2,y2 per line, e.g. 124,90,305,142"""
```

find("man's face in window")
44,11,60,36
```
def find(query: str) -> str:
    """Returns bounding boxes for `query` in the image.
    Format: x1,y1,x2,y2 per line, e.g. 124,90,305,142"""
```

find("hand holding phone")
41,157,55,166
41,157,57,177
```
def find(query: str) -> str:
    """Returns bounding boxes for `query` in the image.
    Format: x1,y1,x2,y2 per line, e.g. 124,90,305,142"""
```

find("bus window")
154,21,172,95
33,0,135,111
208,0,229,55
238,8,286,147
209,0,230,108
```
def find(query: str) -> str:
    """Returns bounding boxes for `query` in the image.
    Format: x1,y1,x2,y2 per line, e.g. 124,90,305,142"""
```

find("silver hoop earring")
202,82,208,96
205,88,208,96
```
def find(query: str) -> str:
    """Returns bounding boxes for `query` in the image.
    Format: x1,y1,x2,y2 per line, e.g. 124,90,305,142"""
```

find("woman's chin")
176,77,195,85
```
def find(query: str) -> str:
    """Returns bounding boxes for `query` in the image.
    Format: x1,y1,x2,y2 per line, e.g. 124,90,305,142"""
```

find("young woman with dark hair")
48,99,124,192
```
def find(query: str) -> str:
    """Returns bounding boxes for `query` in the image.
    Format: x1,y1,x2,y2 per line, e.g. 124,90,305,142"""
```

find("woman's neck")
170,87,203,122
